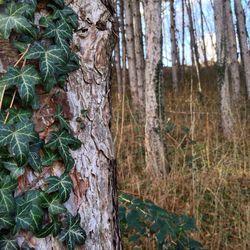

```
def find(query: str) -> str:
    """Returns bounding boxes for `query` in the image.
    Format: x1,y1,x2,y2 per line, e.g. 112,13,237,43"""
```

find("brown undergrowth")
111,66,250,250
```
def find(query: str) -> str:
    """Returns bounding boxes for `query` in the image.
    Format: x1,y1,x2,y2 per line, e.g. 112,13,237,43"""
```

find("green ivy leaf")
7,108,32,124
0,66,41,105
51,0,65,9
52,5,78,30
55,105,71,131
40,193,66,215
42,148,60,167
0,2,37,39
0,237,19,250
2,160,25,179
0,213,15,230
46,173,73,202
28,140,43,172
26,42,67,82
45,130,81,172
35,220,61,238
0,121,38,164
43,20,72,56
58,213,86,250
0,177,17,213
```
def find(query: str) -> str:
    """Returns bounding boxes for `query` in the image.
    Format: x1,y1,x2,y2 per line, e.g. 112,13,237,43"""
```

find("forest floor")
111,66,250,250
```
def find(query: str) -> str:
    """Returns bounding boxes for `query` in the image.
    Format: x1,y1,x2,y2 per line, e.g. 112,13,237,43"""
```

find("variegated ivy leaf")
35,219,61,238
2,160,25,179
40,192,66,215
0,213,15,230
0,66,41,105
0,177,17,213
43,20,72,57
26,42,68,82
15,190,43,232
58,213,86,250
51,5,78,30
0,2,37,39
0,237,19,250
7,108,32,124
0,121,38,164
46,173,73,202
45,130,81,172
42,148,60,167
55,105,71,131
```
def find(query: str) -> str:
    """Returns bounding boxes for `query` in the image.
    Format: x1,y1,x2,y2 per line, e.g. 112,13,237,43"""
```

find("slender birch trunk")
124,0,139,108
181,0,185,84
170,0,179,93
224,0,241,101
132,0,145,109
198,0,208,67
144,0,169,176
234,0,250,102
185,0,202,93
114,0,122,98
214,0,234,139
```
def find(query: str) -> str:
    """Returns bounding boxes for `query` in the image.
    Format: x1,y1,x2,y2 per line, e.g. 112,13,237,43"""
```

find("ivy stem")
0,44,30,111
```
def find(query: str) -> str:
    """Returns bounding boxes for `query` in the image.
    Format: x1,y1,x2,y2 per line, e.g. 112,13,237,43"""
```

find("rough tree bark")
0,0,121,249
234,0,250,102
224,0,241,101
144,0,169,176
124,0,139,108
214,0,234,139
132,0,145,108
170,0,179,93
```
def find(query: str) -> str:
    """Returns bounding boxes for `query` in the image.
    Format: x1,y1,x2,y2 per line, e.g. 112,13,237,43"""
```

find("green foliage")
0,0,86,249
119,192,202,249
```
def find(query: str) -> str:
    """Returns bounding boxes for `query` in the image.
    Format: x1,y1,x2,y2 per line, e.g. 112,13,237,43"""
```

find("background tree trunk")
214,0,234,140
234,0,250,102
170,0,179,93
132,0,145,109
124,0,139,108
144,0,169,176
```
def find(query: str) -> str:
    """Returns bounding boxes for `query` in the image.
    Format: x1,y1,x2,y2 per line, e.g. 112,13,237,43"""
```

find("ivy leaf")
55,105,71,131
58,52,80,74
42,148,60,167
0,213,15,230
43,20,72,56
7,108,32,124
46,173,73,202
2,160,25,179
0,177,17,213
0,2,37,39
45,130,81,172
40,193,66,215
26,42,67,82
0,237,19,250
20,0,37,19
15,191,43,231
0,66,41,105
35,219,61,238
28,140,43,172
0,121,38,164
58,213,86,250
51,0,65,9
52,5,78,30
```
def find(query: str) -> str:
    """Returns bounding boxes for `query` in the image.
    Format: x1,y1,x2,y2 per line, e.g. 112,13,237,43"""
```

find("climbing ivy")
0,0,86,249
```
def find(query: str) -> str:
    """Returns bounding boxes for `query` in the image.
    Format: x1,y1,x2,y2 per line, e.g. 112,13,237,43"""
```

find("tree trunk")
132,0,145,109
185,0,202,93
1,0,121,249
225,0,241,101
234,0,250,102
170,0,179,93
114,0,122,99
214,0,234,140
144,0,169,176
124,0,139,108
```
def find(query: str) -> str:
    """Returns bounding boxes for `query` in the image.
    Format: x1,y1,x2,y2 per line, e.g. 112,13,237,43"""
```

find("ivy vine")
0,0,86,249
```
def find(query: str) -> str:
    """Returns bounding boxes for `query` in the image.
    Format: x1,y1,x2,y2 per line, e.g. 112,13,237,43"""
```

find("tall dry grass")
111,66,250,250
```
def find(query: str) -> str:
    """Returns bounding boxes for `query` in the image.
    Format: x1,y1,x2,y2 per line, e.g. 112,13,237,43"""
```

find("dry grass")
111,67,250,250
